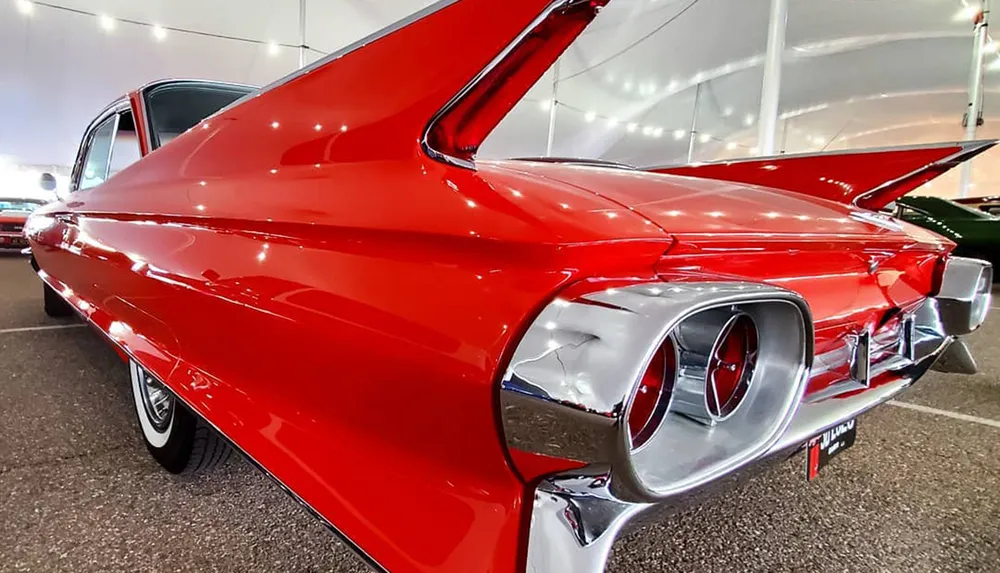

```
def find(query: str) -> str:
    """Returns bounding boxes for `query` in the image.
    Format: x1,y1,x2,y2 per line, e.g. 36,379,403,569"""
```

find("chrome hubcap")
137,365,173,431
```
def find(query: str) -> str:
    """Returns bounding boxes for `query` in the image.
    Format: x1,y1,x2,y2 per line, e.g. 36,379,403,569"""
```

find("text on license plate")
806,419,857,481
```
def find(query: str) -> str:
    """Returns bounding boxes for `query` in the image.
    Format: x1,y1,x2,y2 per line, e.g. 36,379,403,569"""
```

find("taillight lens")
706,315,758,420
628,339,675,448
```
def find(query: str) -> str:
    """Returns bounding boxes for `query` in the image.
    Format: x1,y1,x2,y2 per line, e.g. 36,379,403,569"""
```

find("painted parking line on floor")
0,324,86,335
887,400,1000,430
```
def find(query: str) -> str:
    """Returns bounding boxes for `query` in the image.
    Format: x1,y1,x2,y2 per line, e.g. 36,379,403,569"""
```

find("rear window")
144,82,256,150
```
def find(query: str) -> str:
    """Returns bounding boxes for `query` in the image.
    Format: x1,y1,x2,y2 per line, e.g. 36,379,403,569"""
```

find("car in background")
955,195,1000,216
0,198,46,251
892,196,999,278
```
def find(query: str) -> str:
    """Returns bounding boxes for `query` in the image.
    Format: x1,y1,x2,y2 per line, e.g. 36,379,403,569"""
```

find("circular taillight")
706,314,758,421
628,339,676,448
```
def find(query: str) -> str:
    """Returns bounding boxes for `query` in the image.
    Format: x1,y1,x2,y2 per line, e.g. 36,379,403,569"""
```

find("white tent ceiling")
1,0,998,197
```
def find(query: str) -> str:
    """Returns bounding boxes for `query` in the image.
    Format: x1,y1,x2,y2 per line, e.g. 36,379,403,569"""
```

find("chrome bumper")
519,257,992,573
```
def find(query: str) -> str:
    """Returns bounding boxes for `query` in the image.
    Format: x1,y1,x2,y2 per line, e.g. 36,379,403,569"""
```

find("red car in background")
25,1,994,572
0,198,45,251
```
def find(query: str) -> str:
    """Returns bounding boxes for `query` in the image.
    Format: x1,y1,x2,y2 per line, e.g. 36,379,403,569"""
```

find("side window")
110,111,143,177
74,109,143,192
78,117,116,190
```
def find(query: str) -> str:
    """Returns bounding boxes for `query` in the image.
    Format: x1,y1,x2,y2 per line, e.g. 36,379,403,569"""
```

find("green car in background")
893,196,999,279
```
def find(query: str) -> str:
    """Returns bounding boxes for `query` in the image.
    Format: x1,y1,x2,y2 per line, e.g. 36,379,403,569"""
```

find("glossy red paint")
23,2,984,573
651,141,996,210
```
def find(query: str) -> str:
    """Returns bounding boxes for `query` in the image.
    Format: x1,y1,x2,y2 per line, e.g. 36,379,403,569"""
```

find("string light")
538,100,752,149
99,14,116,32
11,1,311,54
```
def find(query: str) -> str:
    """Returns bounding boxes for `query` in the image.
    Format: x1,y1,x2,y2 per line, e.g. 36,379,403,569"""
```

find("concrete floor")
1,252,998,573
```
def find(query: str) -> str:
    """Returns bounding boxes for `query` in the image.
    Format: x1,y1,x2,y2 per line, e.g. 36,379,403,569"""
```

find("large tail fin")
648,141,997,210
221,0,606,167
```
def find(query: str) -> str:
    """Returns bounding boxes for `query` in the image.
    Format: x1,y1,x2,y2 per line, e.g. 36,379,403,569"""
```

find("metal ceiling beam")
299,0,307,69
757,0,788,156
959,1,989,198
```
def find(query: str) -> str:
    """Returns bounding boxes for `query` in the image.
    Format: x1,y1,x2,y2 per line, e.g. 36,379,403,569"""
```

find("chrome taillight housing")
500,281,813,503
669,309,760,425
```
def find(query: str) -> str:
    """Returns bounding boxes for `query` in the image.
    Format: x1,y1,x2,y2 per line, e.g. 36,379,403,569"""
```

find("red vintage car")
1,198,45,251
26,1,994,573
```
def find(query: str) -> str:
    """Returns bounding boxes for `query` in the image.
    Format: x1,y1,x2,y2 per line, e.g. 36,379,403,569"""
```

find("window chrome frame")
70,98,131,192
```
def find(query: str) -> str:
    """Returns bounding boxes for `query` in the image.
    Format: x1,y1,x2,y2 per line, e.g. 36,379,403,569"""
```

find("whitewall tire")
128,359,232,474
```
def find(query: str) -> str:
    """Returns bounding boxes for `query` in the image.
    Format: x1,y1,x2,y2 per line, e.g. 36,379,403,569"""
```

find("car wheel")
43,283,74,317
129,359,232,474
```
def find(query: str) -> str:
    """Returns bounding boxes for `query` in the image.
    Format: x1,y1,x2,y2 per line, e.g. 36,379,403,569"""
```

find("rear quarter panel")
30,102,673,573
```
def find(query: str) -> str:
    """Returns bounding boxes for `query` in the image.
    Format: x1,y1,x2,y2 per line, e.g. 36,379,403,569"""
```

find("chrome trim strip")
772,341,945,454
34,271,388,573
137,77,258,94
421,0,582,169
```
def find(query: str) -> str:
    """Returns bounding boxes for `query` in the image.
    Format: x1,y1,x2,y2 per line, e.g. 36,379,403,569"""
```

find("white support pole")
546,60,561,157
959,1,989,198
298,0,307,69
756,0,788,156
687,82,702,163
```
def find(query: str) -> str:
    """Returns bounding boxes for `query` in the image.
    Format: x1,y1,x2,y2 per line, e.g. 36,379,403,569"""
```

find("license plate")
806,419,857,481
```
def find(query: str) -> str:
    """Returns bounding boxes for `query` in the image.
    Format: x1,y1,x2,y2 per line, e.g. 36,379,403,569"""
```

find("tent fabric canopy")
1,0,996,197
